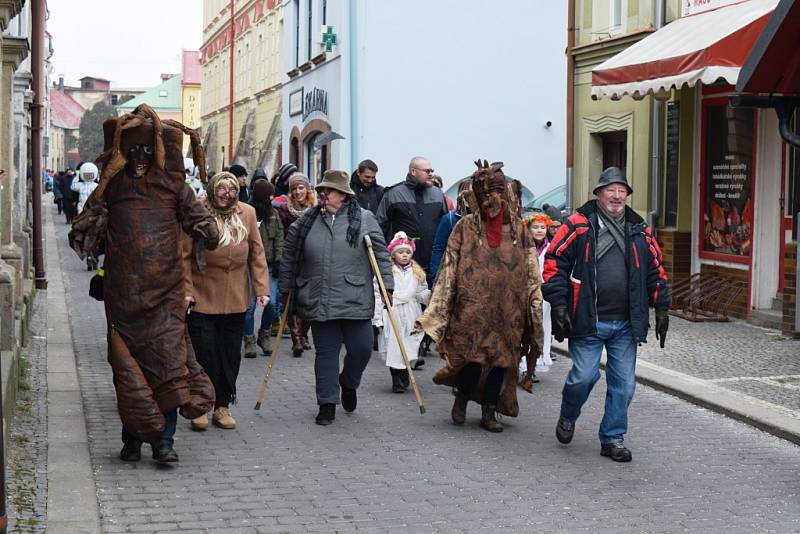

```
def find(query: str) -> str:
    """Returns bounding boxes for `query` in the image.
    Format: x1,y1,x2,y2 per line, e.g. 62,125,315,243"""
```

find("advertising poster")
702,103,754,259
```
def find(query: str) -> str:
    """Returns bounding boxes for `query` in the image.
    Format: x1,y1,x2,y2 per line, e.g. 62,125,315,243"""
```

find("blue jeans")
122,408,178,448
244,265,280,336
560,320,637,444
310,319,373,405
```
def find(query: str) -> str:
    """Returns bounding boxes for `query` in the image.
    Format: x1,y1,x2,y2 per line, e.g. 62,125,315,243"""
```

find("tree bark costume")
416,161,544,420
70,105,219,442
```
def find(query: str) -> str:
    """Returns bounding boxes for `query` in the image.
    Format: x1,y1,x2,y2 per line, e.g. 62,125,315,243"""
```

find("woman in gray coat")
279,170,393,425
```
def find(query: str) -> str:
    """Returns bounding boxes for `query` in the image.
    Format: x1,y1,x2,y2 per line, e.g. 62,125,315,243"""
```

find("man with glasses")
375,156,448,273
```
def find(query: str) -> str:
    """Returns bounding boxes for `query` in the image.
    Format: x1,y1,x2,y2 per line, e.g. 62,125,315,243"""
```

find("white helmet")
79,162,99,182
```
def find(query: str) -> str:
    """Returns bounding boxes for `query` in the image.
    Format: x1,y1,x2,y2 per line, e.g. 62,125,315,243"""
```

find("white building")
281,0,567,197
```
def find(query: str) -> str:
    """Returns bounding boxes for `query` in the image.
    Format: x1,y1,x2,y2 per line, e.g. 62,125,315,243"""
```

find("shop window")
600,130,627,176
700,101,755,262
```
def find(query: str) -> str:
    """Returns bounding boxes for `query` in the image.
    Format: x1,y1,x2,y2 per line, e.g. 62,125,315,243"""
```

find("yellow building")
201,0,283,174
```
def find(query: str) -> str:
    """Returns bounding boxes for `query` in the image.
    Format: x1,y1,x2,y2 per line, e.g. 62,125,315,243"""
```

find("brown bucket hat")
314,169,355,196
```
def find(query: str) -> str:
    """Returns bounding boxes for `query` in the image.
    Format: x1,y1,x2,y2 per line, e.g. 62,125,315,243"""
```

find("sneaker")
556,417,574,444
190,414,209,431
340,377,357,413
600,442,632,462
212,407,236,429
315,403,336,425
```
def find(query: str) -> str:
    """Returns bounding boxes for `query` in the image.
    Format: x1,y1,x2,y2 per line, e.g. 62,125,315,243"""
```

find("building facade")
281,0,568,194
200,0,284,175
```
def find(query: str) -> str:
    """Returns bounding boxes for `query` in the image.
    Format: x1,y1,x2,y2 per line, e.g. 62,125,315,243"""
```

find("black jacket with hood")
541,200,670,343
350,171,385,214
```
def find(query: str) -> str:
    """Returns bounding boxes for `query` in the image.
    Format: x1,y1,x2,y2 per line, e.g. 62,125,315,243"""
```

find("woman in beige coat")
184,172,270,430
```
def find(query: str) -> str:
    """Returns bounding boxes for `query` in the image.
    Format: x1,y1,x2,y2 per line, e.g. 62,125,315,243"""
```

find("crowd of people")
67,106,670,465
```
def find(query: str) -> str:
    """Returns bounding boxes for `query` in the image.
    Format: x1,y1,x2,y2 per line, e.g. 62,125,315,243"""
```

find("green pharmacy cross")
322,26,337,52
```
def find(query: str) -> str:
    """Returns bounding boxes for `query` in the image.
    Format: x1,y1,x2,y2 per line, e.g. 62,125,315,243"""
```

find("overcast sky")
47,0,203,89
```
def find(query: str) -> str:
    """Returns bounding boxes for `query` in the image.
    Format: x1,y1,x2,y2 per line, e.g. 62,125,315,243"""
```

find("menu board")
702,103,754,258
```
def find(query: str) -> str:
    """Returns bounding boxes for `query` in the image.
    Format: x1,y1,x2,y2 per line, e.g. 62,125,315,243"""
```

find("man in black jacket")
375,156,448,272
541,167,670,463
350,159,384,214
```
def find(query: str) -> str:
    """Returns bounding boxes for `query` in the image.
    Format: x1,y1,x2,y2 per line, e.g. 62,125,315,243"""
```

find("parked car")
523,184,567,215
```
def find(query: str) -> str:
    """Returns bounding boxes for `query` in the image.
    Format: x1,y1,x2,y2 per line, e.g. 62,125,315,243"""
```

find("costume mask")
471,160,508,220
126,144,153,178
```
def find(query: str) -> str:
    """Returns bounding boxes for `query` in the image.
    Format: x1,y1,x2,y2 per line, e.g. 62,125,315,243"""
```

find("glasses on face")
216,187,238,196
414,168,434,174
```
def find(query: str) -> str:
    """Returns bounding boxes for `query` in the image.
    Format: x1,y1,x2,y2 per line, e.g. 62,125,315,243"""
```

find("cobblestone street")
50,205,800,533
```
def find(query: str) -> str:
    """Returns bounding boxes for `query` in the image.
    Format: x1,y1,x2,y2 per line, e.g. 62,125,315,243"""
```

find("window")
307,0,314,61
294,0,300,66
159,90,168,97
611,0,623,29
600,130,627,175
321,0,327,25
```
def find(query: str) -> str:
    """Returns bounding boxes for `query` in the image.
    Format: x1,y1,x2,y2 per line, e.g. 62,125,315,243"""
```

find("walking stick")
254,293,292,410
364,235,426,415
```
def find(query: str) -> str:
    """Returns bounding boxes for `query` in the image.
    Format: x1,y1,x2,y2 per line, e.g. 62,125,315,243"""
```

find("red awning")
592,0,778,100
737,0,800,95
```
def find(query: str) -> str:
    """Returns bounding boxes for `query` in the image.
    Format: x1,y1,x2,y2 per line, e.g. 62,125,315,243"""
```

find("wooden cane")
364,235,426,414
254,293,292,410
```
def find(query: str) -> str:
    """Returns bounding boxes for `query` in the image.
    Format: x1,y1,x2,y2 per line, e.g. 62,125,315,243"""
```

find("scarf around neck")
596,207,626,260
291,197,363,272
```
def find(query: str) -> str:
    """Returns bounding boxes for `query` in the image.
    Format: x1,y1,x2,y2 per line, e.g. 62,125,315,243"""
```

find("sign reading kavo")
682,0,747,17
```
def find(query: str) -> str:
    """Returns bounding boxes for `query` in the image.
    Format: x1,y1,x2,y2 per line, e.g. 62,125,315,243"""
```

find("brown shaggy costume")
416,160,544,418
70,105,220,441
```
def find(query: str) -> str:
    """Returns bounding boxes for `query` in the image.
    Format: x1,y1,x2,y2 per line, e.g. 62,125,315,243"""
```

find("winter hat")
288,173,310,190
387,231,415,255
251,167,269,185
251,179,275,203
315,169,355,196
229,164,248,179
593,166,632,195
277,163,298,183
79,162,99,182
542,204,563,223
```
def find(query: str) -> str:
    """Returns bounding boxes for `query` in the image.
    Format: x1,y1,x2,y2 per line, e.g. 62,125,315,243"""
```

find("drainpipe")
566,0,575,212
229,0,235,160
348,0,359,170
648,0,665,229
31,0,46,290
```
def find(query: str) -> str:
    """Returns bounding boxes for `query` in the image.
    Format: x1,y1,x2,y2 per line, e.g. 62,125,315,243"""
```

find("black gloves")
655,308,669,348
551,304,570,342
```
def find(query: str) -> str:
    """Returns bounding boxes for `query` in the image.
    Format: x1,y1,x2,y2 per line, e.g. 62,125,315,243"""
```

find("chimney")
58,74,64,91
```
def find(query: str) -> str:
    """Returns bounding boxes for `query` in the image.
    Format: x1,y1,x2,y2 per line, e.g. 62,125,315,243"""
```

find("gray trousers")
310,319,373,405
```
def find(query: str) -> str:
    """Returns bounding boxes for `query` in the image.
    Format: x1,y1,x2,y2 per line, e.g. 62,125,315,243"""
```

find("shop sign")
682,0,743,17
303,87,328,121
701,103,755,261
289,88,303,117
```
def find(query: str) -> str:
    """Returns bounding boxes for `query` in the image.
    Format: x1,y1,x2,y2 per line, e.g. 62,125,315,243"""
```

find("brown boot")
451,392,468,425
212,407,236,429
257,328,271,354
290,316,304,357
300,320,312,350
480,404,504,433
190,414,209,431
243,335,257,358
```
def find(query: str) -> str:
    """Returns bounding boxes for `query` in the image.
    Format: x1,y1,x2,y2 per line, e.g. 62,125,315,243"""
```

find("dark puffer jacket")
541,200,670,343
375,176,448,270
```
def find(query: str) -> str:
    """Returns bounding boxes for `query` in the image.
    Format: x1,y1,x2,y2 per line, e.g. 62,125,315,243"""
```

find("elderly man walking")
376,156,448,272
279,170,393,426
541,167,670,462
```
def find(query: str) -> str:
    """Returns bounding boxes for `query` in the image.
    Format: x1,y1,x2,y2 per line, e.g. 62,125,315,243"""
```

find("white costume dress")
381,264,431,369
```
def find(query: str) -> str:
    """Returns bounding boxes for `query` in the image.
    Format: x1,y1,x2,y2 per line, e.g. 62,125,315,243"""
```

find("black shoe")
601,442,632,462
119,442,141,462
556,417,574,444
152,444,179,463
340,377,357,413
412,358,425,370
399,369,410,389
390,369,404,393
315,403,336,425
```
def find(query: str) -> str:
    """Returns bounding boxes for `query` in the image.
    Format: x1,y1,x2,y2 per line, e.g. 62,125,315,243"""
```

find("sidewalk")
551,314,800,445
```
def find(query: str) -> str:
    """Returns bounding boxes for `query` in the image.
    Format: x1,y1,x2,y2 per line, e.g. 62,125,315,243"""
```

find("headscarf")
207,172,247,247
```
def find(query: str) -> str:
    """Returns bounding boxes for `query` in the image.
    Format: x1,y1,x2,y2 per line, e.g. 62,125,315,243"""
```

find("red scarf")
485,211,503,248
